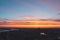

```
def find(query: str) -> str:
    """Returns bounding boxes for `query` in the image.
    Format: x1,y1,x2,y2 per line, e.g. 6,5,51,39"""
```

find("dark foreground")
0,28,60,40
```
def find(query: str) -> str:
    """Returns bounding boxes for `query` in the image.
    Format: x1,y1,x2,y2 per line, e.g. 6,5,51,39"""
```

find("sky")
0,0,60,20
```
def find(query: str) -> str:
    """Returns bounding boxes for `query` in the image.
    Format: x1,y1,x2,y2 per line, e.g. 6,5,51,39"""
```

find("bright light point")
40,32,46,35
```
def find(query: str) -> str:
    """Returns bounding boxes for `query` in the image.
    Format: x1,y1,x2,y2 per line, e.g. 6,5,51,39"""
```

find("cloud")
0,17,8,21
20,16,39,19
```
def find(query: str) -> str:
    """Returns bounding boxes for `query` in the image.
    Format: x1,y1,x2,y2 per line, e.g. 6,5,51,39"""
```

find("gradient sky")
0,0,60,20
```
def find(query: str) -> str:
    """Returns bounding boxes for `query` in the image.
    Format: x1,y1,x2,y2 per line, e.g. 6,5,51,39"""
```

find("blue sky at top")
0,0,60,20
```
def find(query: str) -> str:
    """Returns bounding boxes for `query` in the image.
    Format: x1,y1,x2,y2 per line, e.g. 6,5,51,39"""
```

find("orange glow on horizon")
0,25,60,28
0,20,60,28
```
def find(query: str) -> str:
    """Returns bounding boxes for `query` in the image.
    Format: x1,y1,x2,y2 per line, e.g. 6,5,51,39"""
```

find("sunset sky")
0,0,60,20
